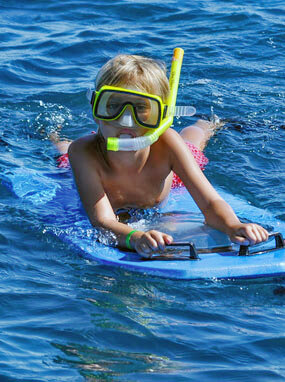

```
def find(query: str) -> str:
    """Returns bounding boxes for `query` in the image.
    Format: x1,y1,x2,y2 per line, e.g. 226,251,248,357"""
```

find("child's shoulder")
150,128,186,162
158,127,186,150
68,134,97,157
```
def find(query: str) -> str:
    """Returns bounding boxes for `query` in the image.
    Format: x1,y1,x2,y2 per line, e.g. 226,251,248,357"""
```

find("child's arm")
167,129,268,245
68,139,173,258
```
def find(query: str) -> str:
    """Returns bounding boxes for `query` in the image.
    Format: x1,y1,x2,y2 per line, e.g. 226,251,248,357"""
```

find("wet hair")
95,54,170,102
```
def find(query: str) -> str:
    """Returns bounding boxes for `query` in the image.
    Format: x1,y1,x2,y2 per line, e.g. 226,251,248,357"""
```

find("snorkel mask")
87,48,195,151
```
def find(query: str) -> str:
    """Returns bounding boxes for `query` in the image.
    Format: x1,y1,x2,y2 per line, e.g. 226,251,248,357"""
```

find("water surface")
0,1,284,381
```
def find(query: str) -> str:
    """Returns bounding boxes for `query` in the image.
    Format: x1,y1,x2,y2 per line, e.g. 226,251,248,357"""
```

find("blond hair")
95,54,170,102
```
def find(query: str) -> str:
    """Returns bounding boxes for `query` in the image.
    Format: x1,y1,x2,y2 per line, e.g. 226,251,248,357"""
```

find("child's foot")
180,118,224,151
49,131,60,144
49,125,71,155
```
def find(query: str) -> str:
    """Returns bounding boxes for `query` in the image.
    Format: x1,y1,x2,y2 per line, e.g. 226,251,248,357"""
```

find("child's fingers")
163,233,173,245
135,231,173,257
242,225,268,244
135,233,158,258
231,235,250,245
137,242,153,258
231,224,268,245
149,231,173,250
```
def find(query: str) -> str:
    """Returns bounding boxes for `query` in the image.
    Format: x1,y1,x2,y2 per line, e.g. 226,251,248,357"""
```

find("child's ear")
95,120,104,132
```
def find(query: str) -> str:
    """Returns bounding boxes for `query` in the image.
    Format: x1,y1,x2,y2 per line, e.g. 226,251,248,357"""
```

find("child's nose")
118,107,135,127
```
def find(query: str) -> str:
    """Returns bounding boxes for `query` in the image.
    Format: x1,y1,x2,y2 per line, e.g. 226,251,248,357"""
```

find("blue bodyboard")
3,168,285,280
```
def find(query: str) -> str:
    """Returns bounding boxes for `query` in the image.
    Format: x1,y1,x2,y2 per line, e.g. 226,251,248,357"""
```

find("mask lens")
106,93,125,117
94,89,162,128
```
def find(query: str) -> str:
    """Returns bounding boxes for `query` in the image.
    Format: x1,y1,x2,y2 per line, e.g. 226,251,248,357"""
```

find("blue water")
1,1,285,381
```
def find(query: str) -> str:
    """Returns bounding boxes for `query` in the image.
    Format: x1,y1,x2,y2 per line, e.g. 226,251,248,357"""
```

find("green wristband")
125,230,138,249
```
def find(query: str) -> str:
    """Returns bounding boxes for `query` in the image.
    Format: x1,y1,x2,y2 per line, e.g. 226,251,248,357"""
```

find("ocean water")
0,1,285,381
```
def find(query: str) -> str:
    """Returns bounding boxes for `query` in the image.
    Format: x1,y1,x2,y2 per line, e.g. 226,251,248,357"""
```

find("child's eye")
107,102,121,112
136,103,150,112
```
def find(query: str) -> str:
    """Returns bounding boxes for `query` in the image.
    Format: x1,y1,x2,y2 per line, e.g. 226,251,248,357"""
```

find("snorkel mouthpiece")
107,117,173,151
107,47,184,151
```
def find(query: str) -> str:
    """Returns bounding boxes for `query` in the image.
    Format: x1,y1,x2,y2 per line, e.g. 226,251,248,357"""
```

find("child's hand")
131,230,173,258
229,223,268,246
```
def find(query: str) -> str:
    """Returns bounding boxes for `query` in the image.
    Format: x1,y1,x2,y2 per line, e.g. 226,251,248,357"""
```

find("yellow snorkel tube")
107,47,184,151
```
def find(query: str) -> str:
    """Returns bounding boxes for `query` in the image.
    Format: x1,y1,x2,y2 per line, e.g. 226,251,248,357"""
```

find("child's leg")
50,131,71,155
179,119,217,151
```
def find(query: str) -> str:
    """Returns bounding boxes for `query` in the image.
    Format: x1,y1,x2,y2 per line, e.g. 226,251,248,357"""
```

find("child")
54,53,268,257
